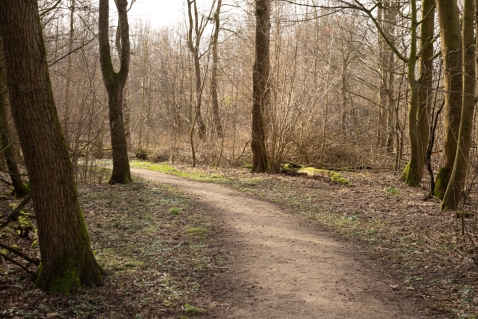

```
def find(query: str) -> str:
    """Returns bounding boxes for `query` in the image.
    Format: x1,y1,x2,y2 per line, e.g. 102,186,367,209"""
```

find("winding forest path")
131,168,424,319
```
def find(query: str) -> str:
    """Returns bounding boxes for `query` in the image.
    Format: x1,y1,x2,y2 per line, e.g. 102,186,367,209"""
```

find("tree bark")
187,0,207,139
0,0,104,293
211,0,223,137
377,3,387,149
435,0,462,198
384,0,396,153
442,0,476,210
0,40,29,198
99,0,131,184
251,0,270,173
385,1,396,153
402,0,421,186
63,0,75,143
416,0,435,179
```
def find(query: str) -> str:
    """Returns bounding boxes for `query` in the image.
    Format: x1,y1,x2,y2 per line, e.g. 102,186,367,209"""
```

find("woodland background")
1,0,478,317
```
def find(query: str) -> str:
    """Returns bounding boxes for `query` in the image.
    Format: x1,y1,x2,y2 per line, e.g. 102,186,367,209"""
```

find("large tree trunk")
416,0,434,178
0,40,29,198
442,0,476,210
251,0,270,173
435,0,462,198
99,0,131,184
0,0,104,293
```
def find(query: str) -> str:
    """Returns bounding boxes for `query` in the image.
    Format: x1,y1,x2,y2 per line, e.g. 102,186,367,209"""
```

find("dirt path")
131,168,425,319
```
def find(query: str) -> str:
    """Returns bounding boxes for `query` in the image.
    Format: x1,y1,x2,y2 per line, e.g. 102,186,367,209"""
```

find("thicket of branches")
10,0,478,210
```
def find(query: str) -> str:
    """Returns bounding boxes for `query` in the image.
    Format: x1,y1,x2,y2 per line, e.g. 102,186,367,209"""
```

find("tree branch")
0,241,39,265
0,251,35,274
6,193,32,221
39,0,62,17
49,35,98,67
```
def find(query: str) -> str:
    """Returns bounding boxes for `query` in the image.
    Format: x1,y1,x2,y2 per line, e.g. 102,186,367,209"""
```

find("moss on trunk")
35,215,105,294
402,158,420,187
35,255,104,294
434,167,451,199
0,1,105,294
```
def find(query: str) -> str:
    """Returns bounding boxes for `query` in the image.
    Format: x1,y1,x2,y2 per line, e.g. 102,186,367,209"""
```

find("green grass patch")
188,227,207,235
384,186,399,195
130,160,231,183
183,304,206,314
169,207,183,215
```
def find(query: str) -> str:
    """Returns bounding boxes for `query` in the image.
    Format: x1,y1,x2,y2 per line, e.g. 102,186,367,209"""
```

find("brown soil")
2,164,476,318
131,168,427,318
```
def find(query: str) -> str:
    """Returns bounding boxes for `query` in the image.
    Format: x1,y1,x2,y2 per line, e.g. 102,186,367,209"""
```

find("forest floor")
1,161,478,318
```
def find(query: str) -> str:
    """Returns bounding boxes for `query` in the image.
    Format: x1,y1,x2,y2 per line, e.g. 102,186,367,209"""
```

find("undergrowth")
0,178,223,318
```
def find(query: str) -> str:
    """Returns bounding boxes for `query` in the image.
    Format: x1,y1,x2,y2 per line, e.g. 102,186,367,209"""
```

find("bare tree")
98,0,132,183
434,0,462,198
0,40,29,198
251,0,270,172
62,0,76,142
187,0,210,139
210,0,223,137
417,0,435,180
0,0,104,293
442,0,476,210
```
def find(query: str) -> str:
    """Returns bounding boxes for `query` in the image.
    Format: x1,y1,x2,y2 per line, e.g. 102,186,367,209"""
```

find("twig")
0,242,40,265
6,193,32,221
0,193,33,229
0,252,34,275
211,265,228,269
0,176,12,186
39,0,62,17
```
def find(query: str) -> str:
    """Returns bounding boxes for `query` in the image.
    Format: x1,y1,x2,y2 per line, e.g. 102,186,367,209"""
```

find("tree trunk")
341,71,347,140
187,0,207,139
435,0,462,198
385,1,396,153
377,4,387,149
251,0,270,173
99,0,131,184
386,48,395,153
211,0,223,137
116,20,131,148
0,0,104,293
402,0,421,186
0,40,29,198
442,0,476,210
63,0,75,143
416,0,435,178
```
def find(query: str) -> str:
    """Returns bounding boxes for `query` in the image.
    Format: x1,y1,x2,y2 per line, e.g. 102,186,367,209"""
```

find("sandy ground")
131,168,426,319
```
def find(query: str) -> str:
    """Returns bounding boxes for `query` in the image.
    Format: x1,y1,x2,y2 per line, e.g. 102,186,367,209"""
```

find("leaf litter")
1,163,478,318
0,180,225,318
